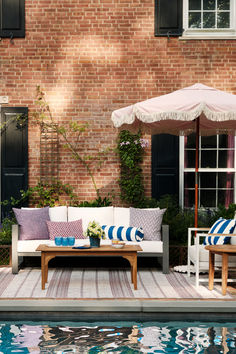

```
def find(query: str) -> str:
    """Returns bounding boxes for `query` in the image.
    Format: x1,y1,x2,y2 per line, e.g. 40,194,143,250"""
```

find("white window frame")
181,0,236,40
179,136,236,209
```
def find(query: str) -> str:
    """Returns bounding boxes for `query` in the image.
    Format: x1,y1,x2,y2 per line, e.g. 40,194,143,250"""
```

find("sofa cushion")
46,219,84,240
189,245,236,268
102,225,144,242
68,206,113,232
13,207,50,240
113,207,130,227
130,207,166,241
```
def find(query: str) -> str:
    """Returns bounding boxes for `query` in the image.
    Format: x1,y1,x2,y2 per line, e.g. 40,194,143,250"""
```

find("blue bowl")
55,237,62,246
62,237,69,246
68,236,75,246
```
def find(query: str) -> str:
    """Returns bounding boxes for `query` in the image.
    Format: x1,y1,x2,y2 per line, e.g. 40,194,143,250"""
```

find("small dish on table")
111,240,125,249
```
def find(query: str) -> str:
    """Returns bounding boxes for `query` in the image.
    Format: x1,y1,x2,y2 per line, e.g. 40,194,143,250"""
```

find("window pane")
218,172,234,188
201,135,217,148
184,190,195,208
201,150,216,168
185,134,196,148
218,0,230,10
185,150,195,168
218,190,234,206
184,172,195,188
219,150,234,168
200,190,216,207
203,12,216,28
219,135,227,148
200,172,216,188
203,0,216,10
189,12,201,28
217,12,230,28
189,0,201,10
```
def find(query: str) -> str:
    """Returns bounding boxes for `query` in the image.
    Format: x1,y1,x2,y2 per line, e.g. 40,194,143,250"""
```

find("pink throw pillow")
46,219,84,240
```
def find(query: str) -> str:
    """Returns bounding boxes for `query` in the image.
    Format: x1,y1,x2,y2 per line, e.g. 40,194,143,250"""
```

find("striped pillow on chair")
102,225,144,242
203,218,236,245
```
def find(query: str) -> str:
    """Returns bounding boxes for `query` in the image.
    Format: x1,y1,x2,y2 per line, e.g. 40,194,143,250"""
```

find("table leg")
222,253,228,296
133,255,137,290
208,251,215,291
41,252,45,290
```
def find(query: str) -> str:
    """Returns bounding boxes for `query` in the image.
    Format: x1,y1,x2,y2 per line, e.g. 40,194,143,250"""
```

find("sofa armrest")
12,224,19,274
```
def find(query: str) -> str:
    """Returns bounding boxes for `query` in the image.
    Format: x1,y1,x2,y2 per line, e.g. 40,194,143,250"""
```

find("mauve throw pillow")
13,207,50,240
130,207,166,241
46,219,84,240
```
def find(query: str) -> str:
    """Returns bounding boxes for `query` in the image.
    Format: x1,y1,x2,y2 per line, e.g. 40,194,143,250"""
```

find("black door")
1,107,28,218
152,134,179,200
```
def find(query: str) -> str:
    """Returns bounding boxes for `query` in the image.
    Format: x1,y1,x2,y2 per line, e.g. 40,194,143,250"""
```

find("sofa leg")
162,255,169,274
12,257,19,274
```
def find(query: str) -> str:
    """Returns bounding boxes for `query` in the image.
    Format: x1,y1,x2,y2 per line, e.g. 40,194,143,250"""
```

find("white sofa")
12,206,169,274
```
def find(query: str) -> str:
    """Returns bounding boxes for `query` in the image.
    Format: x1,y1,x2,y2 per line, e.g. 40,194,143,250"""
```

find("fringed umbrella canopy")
112,83,236,136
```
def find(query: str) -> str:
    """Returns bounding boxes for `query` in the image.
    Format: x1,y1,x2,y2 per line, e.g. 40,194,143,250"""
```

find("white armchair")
187,227,236,287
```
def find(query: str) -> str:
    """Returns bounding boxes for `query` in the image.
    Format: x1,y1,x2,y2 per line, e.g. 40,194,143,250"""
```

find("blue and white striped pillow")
102,225,144,242
203,218,236,245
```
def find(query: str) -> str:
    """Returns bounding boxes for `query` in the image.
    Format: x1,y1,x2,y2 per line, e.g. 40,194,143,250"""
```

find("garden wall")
1,0,236,204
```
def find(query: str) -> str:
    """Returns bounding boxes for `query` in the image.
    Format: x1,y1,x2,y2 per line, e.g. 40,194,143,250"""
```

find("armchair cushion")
203,218,236,245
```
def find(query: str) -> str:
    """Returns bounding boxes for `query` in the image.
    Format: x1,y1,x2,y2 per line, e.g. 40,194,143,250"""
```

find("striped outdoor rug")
0,267,235,299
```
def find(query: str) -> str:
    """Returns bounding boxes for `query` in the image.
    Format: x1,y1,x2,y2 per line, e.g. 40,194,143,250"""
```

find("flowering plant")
84,220,106,239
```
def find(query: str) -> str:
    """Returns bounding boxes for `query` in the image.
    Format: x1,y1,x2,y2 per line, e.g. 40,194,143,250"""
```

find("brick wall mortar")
1,0,236,204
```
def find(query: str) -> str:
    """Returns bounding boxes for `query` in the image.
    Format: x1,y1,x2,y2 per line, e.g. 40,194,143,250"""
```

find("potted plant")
84,220,105,248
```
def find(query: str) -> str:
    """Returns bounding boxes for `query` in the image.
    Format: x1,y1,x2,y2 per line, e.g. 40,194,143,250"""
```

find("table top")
36,244,143,253
205,245,236,254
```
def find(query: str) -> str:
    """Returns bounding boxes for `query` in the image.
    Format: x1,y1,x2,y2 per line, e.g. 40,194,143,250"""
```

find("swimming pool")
0,320,236,353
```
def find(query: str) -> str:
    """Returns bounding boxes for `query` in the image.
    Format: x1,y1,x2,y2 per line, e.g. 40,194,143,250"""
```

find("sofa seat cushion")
189,245,236,267
17,239,163,254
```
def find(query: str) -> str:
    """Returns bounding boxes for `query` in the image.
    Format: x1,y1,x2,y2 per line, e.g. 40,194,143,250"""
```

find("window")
180,134,236,209
182,0,236,39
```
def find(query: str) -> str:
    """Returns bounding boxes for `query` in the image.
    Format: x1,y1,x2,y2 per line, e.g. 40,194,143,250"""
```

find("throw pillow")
203,218,236,245
46,219,84,240
13,207,50,240
102,225,144,242
129,207,166,241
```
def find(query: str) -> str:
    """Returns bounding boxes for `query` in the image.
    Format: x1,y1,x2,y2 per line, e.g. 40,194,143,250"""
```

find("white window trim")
179,136,236,209
180,0,236,40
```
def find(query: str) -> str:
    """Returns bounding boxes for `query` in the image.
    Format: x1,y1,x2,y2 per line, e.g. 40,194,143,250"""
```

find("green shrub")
0,216,16,245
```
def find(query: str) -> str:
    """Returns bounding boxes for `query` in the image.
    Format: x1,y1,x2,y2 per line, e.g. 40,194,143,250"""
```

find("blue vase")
89,237,100,248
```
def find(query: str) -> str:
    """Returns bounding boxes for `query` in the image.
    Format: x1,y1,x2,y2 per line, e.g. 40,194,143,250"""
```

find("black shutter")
1,107,28,218
0,0,25,38
155,0,183,37
152,134,179,200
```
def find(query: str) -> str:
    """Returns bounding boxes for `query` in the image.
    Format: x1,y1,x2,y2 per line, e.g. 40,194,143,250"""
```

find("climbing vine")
117,130,148,207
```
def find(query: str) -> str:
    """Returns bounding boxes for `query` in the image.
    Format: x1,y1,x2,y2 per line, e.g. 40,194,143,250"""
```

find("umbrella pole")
195,117,200,229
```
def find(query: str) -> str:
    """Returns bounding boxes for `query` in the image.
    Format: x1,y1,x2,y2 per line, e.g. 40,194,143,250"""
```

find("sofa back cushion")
13,207,50,240
113,207,130,227
130,207,166,241
22,206,67,222
68,206,114,232
46,219,84,240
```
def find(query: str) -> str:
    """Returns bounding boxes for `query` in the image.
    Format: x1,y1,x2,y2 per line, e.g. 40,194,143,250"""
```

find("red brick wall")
1,0,236,205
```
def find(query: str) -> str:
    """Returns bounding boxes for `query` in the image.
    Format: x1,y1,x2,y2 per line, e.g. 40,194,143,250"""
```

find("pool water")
0,320,236,353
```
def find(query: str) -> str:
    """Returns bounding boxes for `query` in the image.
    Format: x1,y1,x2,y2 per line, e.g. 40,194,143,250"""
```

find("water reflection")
0,321,236,353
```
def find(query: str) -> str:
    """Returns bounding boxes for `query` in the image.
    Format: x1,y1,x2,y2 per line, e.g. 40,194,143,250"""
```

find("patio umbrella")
111,83,236,227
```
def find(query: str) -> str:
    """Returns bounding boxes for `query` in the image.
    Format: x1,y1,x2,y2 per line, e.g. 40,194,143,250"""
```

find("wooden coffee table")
36,244,142,290
205,244,236,295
